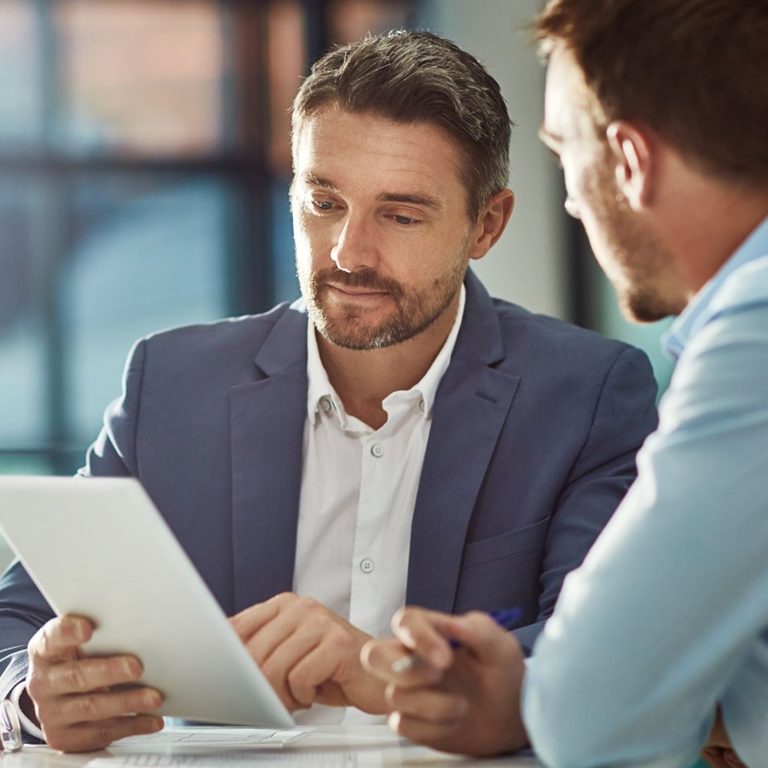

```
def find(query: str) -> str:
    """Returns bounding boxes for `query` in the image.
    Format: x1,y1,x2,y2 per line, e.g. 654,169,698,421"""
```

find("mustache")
312,267,404,300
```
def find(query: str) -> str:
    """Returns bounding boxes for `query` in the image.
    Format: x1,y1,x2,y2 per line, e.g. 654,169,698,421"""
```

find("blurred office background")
0,0,674,482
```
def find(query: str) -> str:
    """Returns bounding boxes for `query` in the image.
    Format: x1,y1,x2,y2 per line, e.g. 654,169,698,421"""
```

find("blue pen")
392,606,523,673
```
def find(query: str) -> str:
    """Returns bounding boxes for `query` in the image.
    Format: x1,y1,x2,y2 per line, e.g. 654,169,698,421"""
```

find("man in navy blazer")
0,30,657,751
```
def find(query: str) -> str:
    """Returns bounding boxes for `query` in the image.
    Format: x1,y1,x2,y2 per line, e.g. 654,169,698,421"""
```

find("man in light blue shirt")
362,1,768,766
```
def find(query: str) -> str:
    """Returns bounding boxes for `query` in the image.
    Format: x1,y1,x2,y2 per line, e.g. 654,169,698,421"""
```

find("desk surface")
1,726,541,768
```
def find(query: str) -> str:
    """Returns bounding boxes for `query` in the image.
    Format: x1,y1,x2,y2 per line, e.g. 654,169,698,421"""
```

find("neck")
659,166,768,303
316,291,461,430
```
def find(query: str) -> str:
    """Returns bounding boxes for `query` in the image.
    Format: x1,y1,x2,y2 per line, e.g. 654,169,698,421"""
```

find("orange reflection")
56,0,224,156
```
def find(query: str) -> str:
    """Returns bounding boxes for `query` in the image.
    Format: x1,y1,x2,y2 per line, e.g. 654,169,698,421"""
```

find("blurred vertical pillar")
418,0,570,320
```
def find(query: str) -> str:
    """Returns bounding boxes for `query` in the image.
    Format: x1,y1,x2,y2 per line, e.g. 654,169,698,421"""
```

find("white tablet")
0,476,294,729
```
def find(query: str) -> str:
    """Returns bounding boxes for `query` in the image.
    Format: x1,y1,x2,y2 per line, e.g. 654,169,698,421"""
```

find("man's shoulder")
141,301,304,354
123,302,307,383
488,296,639,366
711,252,768,319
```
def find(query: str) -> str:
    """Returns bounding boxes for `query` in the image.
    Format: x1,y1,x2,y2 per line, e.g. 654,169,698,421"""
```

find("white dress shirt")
292,287,466,724
13,289,466,739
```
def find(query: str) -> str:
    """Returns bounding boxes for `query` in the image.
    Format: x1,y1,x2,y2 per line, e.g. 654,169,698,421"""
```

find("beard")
585,164,682,324
298,254,468,351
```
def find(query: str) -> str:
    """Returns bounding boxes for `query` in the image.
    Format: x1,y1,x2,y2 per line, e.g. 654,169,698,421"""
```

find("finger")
361,639,443,688
440,612,523,663
39,656,143,697
45,687,163,729
229,602,281,642
29,617,94,663
260,630,324,710
46,714,164,754
242,598,321,667
387,710,459,751
391,608,456,668
386,684,467,725
285,635,356,707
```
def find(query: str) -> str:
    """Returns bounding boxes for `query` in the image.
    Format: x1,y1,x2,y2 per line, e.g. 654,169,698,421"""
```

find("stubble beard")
299,256,468,351
588,166,680,324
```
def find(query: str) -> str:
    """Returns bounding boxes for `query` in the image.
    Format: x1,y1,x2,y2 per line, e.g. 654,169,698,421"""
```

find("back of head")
535,0,768,189
292,30,512,220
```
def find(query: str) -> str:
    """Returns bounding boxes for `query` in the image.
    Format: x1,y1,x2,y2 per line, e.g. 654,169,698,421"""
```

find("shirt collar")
664,214,768,360
306,284,466,425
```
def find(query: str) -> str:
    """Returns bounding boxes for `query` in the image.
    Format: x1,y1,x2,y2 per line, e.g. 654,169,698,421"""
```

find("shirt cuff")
9,682,45,741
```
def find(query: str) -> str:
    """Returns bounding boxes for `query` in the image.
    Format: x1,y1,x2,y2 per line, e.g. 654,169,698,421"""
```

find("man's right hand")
24,615,164,752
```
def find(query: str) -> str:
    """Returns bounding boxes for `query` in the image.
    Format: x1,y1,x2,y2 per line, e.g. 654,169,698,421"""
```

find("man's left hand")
229,593,385,713
362,607,529,756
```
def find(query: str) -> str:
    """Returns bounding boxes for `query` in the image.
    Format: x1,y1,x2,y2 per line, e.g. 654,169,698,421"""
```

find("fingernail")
151,717,164,732
123,658,141,677
74,620,89,642
144,690,162,709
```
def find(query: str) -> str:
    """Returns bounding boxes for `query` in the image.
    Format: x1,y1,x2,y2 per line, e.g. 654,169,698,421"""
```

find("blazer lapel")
407,272,521,612
230,306,308,613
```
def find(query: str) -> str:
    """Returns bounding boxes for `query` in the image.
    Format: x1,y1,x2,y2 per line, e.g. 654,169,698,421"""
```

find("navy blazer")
0,271,657,699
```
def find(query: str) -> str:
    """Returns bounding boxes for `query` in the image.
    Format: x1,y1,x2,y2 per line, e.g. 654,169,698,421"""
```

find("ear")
606,121,655,211
468,189,515,261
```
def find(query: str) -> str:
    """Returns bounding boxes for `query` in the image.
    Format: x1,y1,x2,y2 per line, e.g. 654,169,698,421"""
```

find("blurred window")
0,0,415,481
56,0,225,156
0,0,43,148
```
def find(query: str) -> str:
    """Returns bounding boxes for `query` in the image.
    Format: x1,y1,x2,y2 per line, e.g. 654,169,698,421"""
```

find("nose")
331,213,379,273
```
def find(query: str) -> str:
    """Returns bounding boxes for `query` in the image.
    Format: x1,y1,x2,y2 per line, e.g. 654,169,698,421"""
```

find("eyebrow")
301,172,444,212
302,173,340,192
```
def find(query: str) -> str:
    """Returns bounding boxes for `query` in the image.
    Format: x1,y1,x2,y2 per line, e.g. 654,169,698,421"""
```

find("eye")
393,214,417,226
312,199,335,212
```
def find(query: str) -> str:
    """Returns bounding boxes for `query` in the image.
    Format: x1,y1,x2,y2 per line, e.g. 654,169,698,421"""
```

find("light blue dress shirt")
523,215,768,768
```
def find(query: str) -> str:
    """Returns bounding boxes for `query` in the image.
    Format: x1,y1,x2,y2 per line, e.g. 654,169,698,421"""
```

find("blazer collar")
251,269,504,378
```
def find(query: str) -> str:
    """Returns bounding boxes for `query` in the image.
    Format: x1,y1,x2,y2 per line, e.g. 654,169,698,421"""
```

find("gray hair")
292,30,512,220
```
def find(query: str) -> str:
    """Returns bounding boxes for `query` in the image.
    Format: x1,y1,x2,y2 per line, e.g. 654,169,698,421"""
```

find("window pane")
267,0,305,173
0,178,47,446
62,176,230,443
0,0,42,148
56,0,225,156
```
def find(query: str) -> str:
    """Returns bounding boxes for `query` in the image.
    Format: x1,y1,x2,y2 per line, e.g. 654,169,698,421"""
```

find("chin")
619,290,674,324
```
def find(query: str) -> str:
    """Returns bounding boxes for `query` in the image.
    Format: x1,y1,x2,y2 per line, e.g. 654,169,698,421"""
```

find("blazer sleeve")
0,339,148,699
512,346,658,653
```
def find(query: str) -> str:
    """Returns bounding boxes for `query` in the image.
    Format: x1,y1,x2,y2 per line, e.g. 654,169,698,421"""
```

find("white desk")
0,727,541,768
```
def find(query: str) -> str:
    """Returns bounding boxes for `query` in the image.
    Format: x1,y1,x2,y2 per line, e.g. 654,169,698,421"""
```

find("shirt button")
370,443,384,458
320,396,332,413
360,558,375,574
419,398,426,412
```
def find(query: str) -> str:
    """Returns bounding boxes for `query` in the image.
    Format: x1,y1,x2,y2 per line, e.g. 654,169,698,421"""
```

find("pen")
391,607,523,673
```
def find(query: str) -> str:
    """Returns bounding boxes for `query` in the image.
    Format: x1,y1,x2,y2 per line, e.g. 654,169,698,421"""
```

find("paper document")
112,729,307,747
91,756,361,768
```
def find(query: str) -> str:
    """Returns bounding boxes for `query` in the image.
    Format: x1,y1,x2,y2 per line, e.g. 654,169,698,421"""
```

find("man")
363,4,768,768
0,31,656,753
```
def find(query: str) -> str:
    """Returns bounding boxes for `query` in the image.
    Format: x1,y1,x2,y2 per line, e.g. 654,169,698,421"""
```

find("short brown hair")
291,30,512,220
535,0,768,187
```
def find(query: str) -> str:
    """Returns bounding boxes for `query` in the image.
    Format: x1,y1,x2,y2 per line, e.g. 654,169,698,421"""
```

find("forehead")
293,108,467,202
543,46,600,140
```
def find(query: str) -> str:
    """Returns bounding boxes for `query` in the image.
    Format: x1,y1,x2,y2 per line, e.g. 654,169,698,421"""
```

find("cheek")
293,213,329,267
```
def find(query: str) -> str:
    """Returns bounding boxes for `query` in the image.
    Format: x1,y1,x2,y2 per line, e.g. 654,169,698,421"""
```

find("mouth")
325,284,391,298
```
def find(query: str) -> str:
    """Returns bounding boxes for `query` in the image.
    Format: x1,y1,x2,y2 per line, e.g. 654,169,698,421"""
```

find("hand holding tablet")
0,476,293,752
